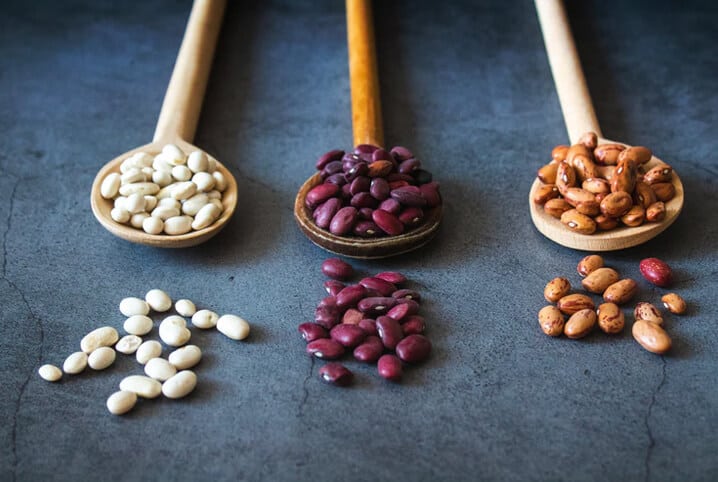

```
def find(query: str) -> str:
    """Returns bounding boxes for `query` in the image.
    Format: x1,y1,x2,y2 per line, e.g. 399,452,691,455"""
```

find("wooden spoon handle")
535,0,602,144
346,0,384,148
153,0,227,143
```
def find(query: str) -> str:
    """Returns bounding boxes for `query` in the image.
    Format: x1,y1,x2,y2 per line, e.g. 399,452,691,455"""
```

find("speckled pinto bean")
319,363,353,386
557,294,595,315
544,277,571,303
306,338,345,359
298,323,328,343
353,335,384,363
377,354,403,381
603,279,637,305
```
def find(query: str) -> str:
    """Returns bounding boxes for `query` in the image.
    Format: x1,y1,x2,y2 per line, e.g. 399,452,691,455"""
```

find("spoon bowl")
91,139,237,248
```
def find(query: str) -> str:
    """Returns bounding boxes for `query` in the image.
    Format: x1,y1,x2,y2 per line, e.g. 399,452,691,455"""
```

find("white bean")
119,297,150,317
153,156,174,172
107,390,137,415
119,182,160,197
216,314,250,340
168,345,202,370
161,144,186,166
191,203,221,231
101,173,121,199
181,193,209,216
212,171,228,192
136,340,162,364
152,169,173,187
114,196,128,210
110,207,130,224
120,157,138,173
209,199,223,212
145,289,172,312
142,216,164,235
162,370,197,399
125,193,146,214
115,335,142,354
130,212,149,229
119,375,162,398
170,181,197,201
81,326,119,353
192,172,215,192
88,346,116,370
155,186,172,199
131,152,154,168
124,315,153,336
144,357,177,382
207,157,217,173
172,165,192,182
141,166,155,178
63,351,88,374
38,364,62,382
151,206,180,221
207,190,221,199
158,197,181,209
159,315,191,347
187,151,209,173
164,215,193,235
175,299,196,317
144,195,158,211
191,309,218,329
121,168,147,185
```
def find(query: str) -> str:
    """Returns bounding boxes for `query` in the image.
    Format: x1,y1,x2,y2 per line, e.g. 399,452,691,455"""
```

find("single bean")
392,289,421,303
621,205,645,227
639,258,673,287
353,220,381,237
372,148,392,161
537,162,559,184
120,375,162,398
375,271,406,284
582,177,611,194
316,149,344,170
633,181,657,209
386,301,418,322
399,207,425,227
191,309,219,329
159,315,191,347
168,345,202,370
298,322,329,342
350,192,379,209
124,315,153,336
564,308,597,339
390,186,427,207
358,297,397,316
552,145,569,162
81,326,120,353
533,184,559,205
544,277,571,303
330,323,367,347
358,319,378,336
581,267,620,294
557,293,595,315
651,182,676,202
136,340,162,364
115,335,142,354
376,316,404,350
619,146,652,165
395,334,432,363
119,297,150,317
336,285,367,309
350,176,371,195
379,198,401,214
106,390,137,415
578,131,598,150
419,182,441,208
38,364,62,382
319,363,354,386
594,143,625,165
646,201,666,222
596,302,624,334
377,354,403,381
306,183,340,208
344,163,367,181
560,209,596,235
306,338,345,359
556,162,576,194
610,158,637,194
321,258,353,280
390,146,414,161
341,308,363,325
359,277,396,297
399,158,421,174
367,160,393,177
369,177,390,200
643,165,673,184
372,209,404,236
595,214,619,231
144,357,177,382
544,198,572,218
634,302,664,325
145,288,172,312
162,370,197,399
164,215,193,235
603,279,638,305
88,346,116,370
217,314,250,341
577,254,603,277
538,306,564,337
402,317,426,335
632,320,671,354
324,280,345,296
662,293,686,315
329,206,358,235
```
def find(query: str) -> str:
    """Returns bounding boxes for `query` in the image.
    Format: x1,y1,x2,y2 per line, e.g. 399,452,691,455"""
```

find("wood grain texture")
346,0,383,148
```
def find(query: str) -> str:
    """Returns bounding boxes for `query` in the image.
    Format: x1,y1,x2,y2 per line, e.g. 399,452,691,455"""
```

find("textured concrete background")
1,1,717,481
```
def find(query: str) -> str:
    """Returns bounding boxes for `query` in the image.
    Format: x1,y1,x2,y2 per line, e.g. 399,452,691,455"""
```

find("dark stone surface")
1,1,716,480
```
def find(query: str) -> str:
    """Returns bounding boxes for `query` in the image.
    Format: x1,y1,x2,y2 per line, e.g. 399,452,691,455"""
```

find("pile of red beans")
307,145,441,237
298,258,432,386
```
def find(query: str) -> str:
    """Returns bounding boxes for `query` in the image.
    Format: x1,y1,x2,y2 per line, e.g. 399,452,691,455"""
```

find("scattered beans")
88,347,116,370
321,258,354,280
662,293,686,314
395,335,432,363
145,289,172,312
318,363,354,386
175,299,197,317
634,302,664,325
168,345,202,370
632,320,672,354
106,390,138,415
596,303,624,334
81,326,119,353
124,315,153,336
119,297,150,317
120,375,162,399
136,340,163,364
538,306,565,336
63,352,88,374
216,314,250,340
116,335,142,354
603,279,637,305
564,309,596,339
377,354,403,381
38,364,62,382
639,257,673,287
577,254,604,276
544,277,571,303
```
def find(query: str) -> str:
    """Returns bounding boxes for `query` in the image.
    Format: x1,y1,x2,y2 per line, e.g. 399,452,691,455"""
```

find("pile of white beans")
100,144,228,235
37,289,250,415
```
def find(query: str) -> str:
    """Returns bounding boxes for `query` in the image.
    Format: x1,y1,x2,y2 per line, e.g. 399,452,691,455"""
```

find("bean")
119,297,150,317
120,375,163,398
355,144,379,154
639,258,673,287
537,162,559,184
419,182,441,208
321,258,353,280
306,183,340,208
151,205,180,221
81,326,120,353
119,182,160,197
597,302,624,334
315,297,340,329
369,177,390,200
538,306,564,337
358,297,397,316
353,220,381,237
350,176,371,195
217,314,250,340
124,315,153,336
101,173,121,199
398,207,425,227
330,323,367,347
402,316,426,335
610,158,637,193
350,192,378,209
358,319,378,336
316,149,344,170
533,184,559,205
162,370,197,399
390,186,427,207
376,316,403,350
164,215,193,235
329,206,358,235
353,335,383,363
395,336,432,365
634,302,663,325
377,354,403,381
38,364,62,382
581,267,620,294
63,351,88,374
342,308,364,325
560,209,596,234
298,322,328,342
187,150,209,173
115,335,142,354
323,160,344,176
557,293,595,315
564,308,597,339
324,280,345,296
168,345,202,370
191,309,219,329
552,145,569,162
212,171,228,192
564,188,599,216
386,301,418,322
144,357,177,382
367,160,393,177
379,198,401,214
544,277,571,303
319,363,354,386
632,320,671,354
306,338,345,359
390,146,413,161
556,162,576,194
399,158,421,174
336,285,367,309
544,198,571,218
88,347,116,370
375,271,406,284
136,340,162,364
159,315,191,347
578,131,598,150
619,146,652,165
577,255,604,277
621,205,645,227
603,279,637,305
372,209,404,236
646,201,666,222
651,182,676,202
662,293,686,315
595,214,619,230
392,289,421,302
145,289,172,312
360,277,396,297
582,178,610,195
107,390,137,415
175,299,197,317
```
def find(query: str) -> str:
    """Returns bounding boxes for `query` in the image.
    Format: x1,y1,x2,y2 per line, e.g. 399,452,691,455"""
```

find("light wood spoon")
294,0,442,258
530,0,683,251
91,0,236,248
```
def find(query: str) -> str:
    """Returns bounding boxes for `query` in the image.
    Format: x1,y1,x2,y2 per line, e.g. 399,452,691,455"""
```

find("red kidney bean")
353,335,384,363
336,284,367,310
306,183,340,208
298,322,329,342
316,149,344,170
388,180,410,190
353,220,380,237
390,186,427,207
398,158,421,174
340,183,352,199
386,301,418,322
324,173,347,185
357,207,374,220
402,317,425,335
358,318,378,336
358,297,397,316
345,162,368,181
357,152,374,162
330,323,367,347
350,176,370,195
376,316,404,350
322,160,343,176
324,280,345,296
401,314,424,326
342,158,360,171
350,192,378,209
378,198,401,215
359,277,397,297
399,207,424,226
314,303,340,330
321,258,354,280
392,289,421,303
313,198,342,229
355,144,379,154
375,271,407,284
329,206,358,235
386,173,414,183
342,308,363,325
413,169,432,184
372,209,404,236
369,177,390,200
395,334,431,363
318,362,353,386
390,146,414,161
306,338,345,359
377,354,403,381
419,182,441,207
372,148,392,161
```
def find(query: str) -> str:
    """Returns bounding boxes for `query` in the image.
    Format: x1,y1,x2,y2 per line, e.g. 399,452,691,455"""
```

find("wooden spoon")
91,0,237,248
294,0,442,258
530,0,683,251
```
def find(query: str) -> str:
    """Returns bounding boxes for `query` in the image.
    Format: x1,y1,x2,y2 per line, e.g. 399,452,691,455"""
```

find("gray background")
1,0,716,481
